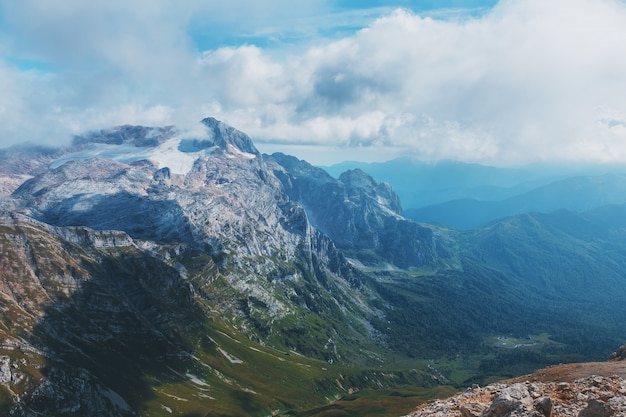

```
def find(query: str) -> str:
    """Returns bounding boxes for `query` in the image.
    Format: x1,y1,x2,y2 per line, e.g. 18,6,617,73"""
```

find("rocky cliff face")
0,174,29,198
199,116,260,155
267,153,454,268
0,145,66,177
72,124,177,148
609,343,626,362
0,213,188,416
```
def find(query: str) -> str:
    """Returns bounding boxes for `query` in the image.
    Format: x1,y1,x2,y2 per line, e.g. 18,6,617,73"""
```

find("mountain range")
1,118,626,416
324,159,626,229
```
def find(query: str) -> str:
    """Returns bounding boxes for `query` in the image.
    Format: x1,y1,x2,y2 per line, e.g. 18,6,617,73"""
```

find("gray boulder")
482,384,533,417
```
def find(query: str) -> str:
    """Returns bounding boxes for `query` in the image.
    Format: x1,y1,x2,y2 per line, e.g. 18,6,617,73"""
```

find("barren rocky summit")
405,345,626,417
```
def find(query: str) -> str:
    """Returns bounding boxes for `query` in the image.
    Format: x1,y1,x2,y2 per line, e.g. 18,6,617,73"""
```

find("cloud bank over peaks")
1,0,626,165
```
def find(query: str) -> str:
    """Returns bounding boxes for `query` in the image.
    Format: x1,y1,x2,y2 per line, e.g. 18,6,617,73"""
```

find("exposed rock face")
405,375,626,417
200,116,260,155
0,144,66,176
338,168,403,215
534,396,553,417
267,153,453,268
11,158,195,243
72,124,177,147
578,399,615,417
0,173,30,197
610,344,626,361
481,383,533,417
0,213,194,416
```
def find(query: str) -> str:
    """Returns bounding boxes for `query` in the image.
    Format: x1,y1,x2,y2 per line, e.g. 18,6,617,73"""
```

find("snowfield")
50,137,219,175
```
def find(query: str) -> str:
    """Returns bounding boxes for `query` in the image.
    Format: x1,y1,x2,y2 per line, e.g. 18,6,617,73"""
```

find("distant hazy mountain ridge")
326,159,626,229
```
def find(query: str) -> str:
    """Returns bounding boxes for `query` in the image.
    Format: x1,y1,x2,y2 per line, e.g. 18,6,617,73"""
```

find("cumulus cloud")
1,0,626,165
226,0,626,164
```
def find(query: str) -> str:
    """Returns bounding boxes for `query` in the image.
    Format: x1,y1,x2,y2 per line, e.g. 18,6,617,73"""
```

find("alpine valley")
1,118,626,417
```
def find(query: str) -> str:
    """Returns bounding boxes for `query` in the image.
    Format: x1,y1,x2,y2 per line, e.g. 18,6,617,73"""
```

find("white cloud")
2,0,626,165
2,0,193,72
249,0,626,164
198,46,289,107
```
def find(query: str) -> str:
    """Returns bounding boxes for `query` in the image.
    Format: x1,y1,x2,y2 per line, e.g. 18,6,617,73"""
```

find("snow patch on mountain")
49,119,260,175
50,136,217,175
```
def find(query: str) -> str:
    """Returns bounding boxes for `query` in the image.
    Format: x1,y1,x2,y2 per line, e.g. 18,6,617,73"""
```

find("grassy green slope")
4,204,626,415
365,208,626,385
0,217,444,417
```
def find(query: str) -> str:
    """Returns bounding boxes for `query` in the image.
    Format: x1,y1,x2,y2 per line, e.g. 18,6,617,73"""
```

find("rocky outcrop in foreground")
610,343,626,362
407,346,626,417
407,375,626,417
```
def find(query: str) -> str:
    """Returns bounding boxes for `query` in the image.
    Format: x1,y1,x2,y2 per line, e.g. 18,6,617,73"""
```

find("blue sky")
1,0,626,165
187,1,498,50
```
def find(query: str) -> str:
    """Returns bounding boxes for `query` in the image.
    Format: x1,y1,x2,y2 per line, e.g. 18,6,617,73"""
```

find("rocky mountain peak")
21,118,263,178
339,168,378,188
268,155,452,268
339,168,402,215
200,117,260,156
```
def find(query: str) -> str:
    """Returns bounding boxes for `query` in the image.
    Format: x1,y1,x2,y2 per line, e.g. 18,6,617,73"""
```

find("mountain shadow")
38,190,194,243
0,215,219,416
